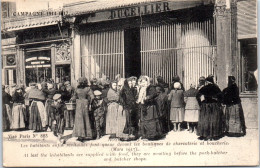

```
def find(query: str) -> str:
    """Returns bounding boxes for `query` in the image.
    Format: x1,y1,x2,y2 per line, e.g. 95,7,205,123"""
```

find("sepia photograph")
1,0,259,167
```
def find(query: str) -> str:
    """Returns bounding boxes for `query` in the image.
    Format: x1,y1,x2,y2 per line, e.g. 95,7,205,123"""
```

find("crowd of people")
2,74,246,144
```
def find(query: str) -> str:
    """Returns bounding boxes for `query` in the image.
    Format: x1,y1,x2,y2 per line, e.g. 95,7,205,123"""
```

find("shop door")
124,28,141,78
56,64,71,83
25,50,52,86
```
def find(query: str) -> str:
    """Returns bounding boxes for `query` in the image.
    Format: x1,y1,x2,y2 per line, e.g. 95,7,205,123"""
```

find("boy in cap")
91,90,106,139
50,94,66,144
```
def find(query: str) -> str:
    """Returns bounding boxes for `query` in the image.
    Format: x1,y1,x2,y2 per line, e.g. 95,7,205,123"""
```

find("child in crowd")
92,90,106,139
50,94,66,144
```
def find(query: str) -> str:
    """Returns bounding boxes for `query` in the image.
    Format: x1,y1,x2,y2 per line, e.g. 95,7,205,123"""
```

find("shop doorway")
124,28,141,78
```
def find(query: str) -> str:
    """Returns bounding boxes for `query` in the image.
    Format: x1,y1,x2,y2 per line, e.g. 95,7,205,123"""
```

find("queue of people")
2,74,246,143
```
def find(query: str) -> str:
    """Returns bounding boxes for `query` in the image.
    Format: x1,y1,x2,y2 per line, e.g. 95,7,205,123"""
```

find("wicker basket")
65,102,76,111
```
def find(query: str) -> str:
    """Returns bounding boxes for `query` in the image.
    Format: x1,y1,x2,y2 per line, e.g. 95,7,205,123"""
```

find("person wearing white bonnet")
184,82,200,133
168,82,185,132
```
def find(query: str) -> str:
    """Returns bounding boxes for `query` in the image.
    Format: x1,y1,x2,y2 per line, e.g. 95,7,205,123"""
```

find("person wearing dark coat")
137,76,163,140
45,83,57,131
63,81,75,130
155,86,169,134
120,78,137,140
196,75,224,140
156,76,169,94
49,94,66,144
222,76,246,136
2,85,12,131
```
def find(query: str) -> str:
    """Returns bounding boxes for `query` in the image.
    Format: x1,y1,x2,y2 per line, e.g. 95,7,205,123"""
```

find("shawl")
107,88,119,102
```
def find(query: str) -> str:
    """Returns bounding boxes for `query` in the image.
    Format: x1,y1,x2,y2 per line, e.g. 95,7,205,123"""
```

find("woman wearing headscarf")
137,76,163,140
106,80,121,138
28,83,46,132
184,82,200,133
11,85,26,130
222,76,246,136
121,78,137,140
72,77,94,141
196,75,224,140
2,85,12,131
168,82,185,132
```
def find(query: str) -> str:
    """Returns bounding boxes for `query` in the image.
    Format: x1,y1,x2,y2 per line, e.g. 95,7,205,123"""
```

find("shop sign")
85,1,203,23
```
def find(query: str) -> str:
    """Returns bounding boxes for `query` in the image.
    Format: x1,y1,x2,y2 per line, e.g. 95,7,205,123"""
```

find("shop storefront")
2,13,72,86
64,0,216,89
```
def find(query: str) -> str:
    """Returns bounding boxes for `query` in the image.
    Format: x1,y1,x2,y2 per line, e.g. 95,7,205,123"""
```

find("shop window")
5,69,16,85
240,39,257,92
55,64,70,83
25,50,52,86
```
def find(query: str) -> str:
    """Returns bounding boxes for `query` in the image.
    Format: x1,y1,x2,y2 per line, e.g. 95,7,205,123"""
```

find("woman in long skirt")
222,76,246,136
28,84,46,132
184,83,200,133
197,75,224,140
138,76,163,140
2,85,12,131
72,77,95,141
11,85,26,130
168,82,185,132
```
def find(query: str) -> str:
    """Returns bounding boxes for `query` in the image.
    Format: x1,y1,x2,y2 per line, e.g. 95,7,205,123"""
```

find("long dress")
222,83,246,136
106,88,124,136
184,88,200,122
156,90,169,134
44,88,56,129
196,84,224,139
139,85,163,140
28,88,46,131
11,92,26,129
72,87,94,139
2,91,12,131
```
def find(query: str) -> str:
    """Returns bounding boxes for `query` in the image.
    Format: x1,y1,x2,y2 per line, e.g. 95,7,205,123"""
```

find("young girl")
184,83,200,133
168,82,185,132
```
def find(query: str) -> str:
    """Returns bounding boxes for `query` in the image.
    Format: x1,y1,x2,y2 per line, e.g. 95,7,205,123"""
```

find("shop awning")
64,0,214,17
2,14,62,32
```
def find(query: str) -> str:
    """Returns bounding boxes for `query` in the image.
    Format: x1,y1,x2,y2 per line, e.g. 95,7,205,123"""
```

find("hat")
64,81,70,85
228,76,236,82
94,90,102,96
174,82,181,89
172,75,180,82
53,94,62,100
